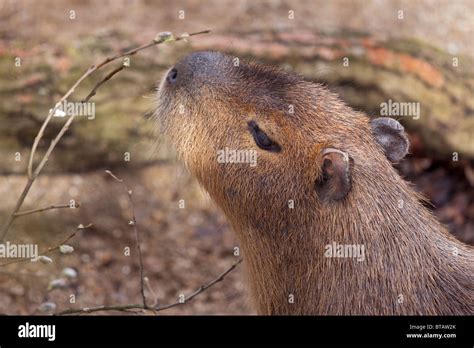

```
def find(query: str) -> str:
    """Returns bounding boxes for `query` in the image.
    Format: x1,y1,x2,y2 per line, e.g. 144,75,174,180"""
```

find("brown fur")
155,51,473,315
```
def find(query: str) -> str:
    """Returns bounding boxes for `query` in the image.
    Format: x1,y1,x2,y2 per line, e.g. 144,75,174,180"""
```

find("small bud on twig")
61,267,78,279
59,245,74,254
154,31,174,43
38,302,57,313
32,255,53,264
48,278,67,290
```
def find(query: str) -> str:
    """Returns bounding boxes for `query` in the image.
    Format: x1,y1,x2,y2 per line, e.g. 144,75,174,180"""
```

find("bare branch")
81,64,125,102
155,258,243,311
0,29,211,242
144,277,159,307
55,258,243,315
13,202,80,217
0,223,92,267
104,170,123,182
0,178,34,240
105,170,147,308
55,303,148,315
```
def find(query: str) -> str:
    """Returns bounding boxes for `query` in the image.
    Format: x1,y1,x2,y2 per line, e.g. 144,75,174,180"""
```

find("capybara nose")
168,51,224,87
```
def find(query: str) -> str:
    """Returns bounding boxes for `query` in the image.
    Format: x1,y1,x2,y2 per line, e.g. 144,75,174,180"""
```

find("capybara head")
155,51,408,231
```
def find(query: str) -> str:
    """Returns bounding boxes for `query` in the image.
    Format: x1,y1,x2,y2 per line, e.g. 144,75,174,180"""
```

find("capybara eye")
166,68,178,84
247,121,281,153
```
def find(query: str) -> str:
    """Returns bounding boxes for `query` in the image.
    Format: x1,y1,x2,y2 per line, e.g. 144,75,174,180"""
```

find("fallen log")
1,29,472,174
190,29,474,159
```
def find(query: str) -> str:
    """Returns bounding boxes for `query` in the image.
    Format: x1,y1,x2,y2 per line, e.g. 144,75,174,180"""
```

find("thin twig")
55,258,243,315
155,258,243,311
0,29,210,242
144,277,159,307
13,202,80,217
0,178,34,241
56,303,148,315
105,170,147,308
104,170,123,182
81,64,125,102
130,191,146,308
0,223,92,267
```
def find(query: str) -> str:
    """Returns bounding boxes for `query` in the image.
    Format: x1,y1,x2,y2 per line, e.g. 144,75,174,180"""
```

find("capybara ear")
315,148,353,203
371,117,409,162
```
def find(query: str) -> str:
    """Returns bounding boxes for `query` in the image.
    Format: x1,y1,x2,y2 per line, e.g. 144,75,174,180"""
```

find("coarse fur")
155,51,473,315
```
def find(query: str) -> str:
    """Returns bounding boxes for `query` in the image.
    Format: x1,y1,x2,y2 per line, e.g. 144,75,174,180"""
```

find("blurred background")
0,0,472,314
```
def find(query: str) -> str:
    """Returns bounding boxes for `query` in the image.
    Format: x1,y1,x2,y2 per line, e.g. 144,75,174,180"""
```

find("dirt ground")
0,0,472,315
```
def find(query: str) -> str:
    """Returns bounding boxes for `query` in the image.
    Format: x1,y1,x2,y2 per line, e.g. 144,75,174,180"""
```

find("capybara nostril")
166,68,178,84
